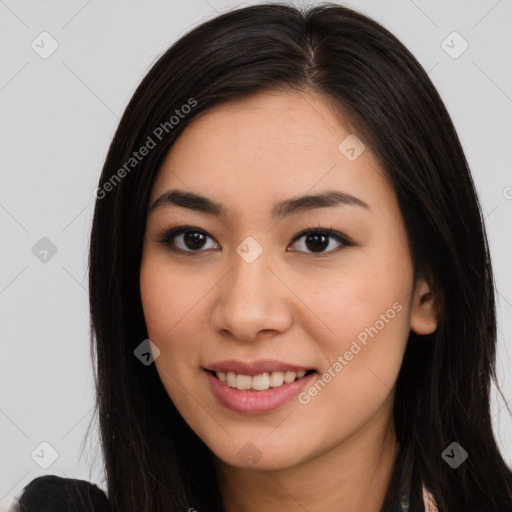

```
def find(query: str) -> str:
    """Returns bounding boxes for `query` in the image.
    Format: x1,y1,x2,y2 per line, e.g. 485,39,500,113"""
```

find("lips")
203,359,317,414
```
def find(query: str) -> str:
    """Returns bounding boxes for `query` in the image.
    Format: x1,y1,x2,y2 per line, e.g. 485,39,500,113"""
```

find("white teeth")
236,374,252,390
284,371,297,383
269,371,284,387
215,369,310,390
227,371,237,387
252,373,270,391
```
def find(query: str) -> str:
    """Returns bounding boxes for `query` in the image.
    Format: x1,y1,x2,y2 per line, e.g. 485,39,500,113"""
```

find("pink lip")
205,369,316,415
205,359,314,376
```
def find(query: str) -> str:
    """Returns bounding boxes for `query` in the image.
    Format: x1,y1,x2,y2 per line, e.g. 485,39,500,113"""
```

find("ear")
410,276,439,335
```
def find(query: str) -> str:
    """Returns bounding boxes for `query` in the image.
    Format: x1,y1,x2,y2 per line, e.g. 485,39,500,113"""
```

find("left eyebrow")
148,189,370,219
272,190,370,219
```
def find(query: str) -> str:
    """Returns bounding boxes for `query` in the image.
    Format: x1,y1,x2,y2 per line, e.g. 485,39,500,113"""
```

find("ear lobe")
410,277,439,335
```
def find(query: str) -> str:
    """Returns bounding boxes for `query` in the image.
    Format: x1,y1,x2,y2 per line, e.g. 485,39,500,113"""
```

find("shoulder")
6,475,109,512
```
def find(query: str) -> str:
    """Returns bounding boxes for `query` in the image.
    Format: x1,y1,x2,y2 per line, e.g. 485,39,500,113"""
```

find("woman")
12,3,512,511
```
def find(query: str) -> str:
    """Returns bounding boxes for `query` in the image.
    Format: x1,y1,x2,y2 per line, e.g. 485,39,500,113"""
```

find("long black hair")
88,3,512,511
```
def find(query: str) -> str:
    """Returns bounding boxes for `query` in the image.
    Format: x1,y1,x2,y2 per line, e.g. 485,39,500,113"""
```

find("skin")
139,89,438,512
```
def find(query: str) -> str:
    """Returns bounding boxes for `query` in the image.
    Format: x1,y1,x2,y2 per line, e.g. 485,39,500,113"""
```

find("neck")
214,407,400,512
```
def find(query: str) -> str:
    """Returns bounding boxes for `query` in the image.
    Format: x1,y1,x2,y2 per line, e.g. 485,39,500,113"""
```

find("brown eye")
288,229,353,254
157,227,219,253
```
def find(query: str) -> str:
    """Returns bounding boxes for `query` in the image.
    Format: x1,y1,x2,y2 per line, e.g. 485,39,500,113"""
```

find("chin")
205,433,315,472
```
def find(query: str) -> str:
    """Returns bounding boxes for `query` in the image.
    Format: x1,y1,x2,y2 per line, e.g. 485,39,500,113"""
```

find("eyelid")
155,224,354,255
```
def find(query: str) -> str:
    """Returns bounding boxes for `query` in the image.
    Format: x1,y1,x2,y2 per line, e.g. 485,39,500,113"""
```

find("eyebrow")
148,189,370,219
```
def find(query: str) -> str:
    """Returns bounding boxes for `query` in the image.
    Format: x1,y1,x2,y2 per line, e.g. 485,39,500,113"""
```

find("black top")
14,475,109,511
13,443,426,511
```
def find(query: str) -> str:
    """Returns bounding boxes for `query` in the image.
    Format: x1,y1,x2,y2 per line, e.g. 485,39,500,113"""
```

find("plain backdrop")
1,0,511,506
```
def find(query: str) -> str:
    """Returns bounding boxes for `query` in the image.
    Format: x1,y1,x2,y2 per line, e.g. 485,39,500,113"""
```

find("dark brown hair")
88,3,512,511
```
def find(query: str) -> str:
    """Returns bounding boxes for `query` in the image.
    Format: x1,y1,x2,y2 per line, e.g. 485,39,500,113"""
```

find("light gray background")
1,0,511,506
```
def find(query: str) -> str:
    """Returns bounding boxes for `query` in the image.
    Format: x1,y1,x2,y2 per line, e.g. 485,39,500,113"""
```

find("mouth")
203,360,318,414
205,368,317,391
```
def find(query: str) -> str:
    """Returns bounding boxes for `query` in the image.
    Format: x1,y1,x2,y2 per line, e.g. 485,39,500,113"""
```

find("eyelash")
155,224,355,256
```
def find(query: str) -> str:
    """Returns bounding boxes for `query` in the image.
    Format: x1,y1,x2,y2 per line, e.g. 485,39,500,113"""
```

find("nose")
210,248,293,343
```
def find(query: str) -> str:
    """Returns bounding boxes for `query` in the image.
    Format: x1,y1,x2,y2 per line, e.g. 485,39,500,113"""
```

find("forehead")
162,89,354,170
151,89,392,217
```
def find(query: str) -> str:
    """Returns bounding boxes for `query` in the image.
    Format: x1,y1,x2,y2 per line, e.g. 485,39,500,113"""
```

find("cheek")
139,254,214,396
298,260,412,415
140,255,203,342
293,289,410,445
302,262,411,352
139,259,201,404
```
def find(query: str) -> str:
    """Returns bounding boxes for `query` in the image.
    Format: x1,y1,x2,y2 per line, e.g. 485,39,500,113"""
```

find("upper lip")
204,359,314,376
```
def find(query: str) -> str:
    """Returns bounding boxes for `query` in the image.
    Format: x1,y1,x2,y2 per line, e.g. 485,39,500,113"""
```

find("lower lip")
205,370,316,414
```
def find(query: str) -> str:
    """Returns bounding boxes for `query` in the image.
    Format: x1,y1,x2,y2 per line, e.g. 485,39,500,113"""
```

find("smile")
203,360,317,414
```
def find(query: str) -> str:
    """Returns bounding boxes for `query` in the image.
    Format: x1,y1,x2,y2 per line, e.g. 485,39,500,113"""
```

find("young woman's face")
140,89,437,470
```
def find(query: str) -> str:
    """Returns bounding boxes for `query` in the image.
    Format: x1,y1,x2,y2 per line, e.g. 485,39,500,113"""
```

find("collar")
421,484,438,512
